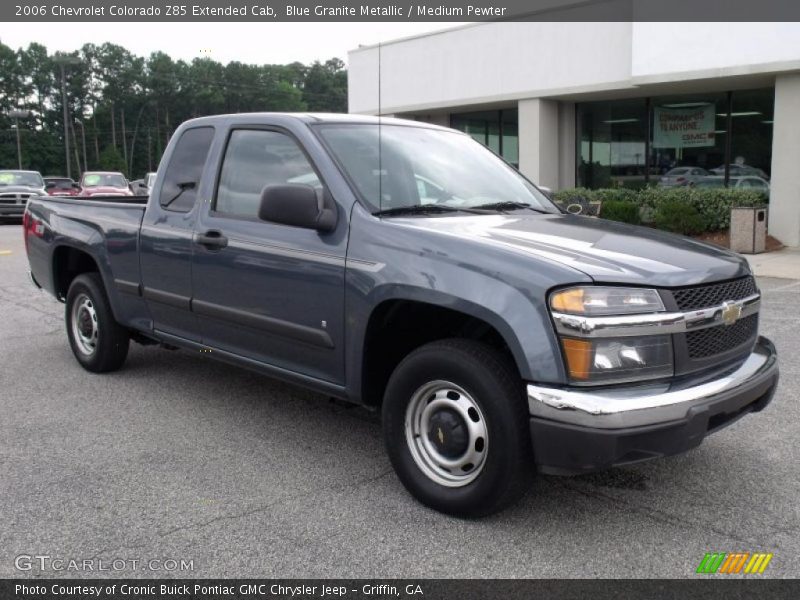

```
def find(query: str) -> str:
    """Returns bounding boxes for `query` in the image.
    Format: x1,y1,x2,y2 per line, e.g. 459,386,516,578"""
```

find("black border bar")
6,0,800,22
3,579,800,600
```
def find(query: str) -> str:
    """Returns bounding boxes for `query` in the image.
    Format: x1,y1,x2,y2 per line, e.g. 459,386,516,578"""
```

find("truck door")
190,126,346,385
140,126,215,341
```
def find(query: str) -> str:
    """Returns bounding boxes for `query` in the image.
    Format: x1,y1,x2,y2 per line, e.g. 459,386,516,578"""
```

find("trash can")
730,207,767,254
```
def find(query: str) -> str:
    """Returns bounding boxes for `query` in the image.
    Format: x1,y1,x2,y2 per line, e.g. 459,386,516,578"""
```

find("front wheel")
382,339,533,517
65,273,129,373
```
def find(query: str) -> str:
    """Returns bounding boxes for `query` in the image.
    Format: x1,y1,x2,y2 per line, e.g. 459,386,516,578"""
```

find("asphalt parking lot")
1,222,798,579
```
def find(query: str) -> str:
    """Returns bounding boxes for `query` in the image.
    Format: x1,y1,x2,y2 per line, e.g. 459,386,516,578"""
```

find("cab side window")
159,126,215,213
214,129,321,219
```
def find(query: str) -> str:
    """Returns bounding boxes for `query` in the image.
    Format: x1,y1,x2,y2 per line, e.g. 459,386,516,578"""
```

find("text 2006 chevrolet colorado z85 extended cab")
25,114,778,516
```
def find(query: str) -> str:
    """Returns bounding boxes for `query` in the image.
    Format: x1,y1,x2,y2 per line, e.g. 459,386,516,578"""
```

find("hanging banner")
653,104,716,148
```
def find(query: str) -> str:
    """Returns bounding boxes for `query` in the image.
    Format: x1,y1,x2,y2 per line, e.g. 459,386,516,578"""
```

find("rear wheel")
382,339,533,517
66,273,129,372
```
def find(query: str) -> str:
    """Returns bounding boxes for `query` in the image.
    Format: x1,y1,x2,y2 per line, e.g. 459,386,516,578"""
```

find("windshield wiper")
373,204,486,217
470,201,550,213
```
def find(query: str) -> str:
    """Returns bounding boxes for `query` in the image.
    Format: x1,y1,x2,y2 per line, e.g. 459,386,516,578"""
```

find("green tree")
98,145,128,175
302,58,347,112
0,39,349,177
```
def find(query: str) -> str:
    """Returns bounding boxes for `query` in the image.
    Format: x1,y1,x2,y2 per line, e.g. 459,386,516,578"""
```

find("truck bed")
25,195,148,314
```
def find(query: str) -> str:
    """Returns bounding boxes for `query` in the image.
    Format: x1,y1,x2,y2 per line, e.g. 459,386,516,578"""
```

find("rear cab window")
159,126,215,213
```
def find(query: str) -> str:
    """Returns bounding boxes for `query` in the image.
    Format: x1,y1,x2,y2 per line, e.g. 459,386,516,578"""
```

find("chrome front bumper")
527,337,778,429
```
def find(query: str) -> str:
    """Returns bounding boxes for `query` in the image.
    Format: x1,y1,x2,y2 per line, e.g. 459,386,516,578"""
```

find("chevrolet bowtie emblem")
720,301,742,326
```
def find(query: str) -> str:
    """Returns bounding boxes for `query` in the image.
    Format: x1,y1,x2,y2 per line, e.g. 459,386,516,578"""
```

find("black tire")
65,272,129,373
382,339,533,517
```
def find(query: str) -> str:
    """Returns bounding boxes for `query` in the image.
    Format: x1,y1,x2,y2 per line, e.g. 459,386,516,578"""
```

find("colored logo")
697,552,773,574
720,301,743,326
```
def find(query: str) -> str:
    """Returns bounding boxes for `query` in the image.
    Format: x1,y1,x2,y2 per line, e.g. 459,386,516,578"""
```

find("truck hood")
393,213,750,287
82,186,130,195
0,185,45,195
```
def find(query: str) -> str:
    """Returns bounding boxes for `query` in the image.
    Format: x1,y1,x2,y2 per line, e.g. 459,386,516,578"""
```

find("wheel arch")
52,244,104,301
353,289,532,407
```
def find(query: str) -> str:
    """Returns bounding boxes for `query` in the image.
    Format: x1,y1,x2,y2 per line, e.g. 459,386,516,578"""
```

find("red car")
44,176,81,196
79,171,134,197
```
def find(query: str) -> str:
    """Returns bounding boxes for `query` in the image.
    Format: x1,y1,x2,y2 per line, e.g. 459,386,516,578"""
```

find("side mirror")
258,184,337,232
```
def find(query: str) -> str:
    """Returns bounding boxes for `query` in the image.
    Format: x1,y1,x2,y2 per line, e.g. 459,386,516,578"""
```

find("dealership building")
348,22,800,245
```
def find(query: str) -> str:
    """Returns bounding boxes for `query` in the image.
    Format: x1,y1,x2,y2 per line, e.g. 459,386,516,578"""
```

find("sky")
0,22,467,65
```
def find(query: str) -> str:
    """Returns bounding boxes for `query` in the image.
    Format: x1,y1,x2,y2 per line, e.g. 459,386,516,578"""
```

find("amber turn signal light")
561,338,593,380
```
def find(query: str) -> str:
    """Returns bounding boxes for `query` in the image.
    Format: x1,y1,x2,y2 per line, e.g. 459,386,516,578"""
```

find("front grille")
686,313,758,359
0,193,31,204
672,276,757,311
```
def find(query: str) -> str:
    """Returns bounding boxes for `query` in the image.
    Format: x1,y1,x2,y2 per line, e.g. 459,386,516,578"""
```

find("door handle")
194,230,228,249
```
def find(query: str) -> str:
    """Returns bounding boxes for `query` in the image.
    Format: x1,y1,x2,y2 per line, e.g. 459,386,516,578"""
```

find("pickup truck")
24,113,779,516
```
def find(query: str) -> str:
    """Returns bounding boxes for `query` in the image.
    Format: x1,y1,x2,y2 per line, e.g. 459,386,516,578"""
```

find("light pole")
8,109,29,169
53,54,81,179
74,120,88,172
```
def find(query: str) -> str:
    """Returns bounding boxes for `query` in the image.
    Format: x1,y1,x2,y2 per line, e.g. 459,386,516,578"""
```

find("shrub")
687,189,765,231
554,186,767,233
600,200,641,225
654,199,707,236
593,188,638,204
552,187,595,205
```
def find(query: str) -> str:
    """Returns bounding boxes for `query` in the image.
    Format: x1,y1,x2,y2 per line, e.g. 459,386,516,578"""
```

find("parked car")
658,166,709,187
44,176,81,197
24,114,778,516
710,164,770,180
129,179,148,196
144,171,157,192
0,169,46,221
129,172,158,196
79,171,134,197
696,175,771,199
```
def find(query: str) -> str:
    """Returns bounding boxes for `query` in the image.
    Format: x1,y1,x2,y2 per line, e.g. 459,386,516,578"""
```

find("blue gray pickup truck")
24,114,778,516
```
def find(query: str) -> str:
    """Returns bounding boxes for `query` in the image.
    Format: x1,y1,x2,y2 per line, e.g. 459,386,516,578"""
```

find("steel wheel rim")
71,293,98,356
404,380,488,487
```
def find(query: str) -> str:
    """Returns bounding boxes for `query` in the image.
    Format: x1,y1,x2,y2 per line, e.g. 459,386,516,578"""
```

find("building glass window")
577,98,649,189
730,88,774,180
576,88,774,189
450,109,519,167
649,92,728,182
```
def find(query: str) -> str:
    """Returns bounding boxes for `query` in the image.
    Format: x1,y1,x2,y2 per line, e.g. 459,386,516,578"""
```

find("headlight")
550,286,664,315
550,286,673,384
560,335,673,384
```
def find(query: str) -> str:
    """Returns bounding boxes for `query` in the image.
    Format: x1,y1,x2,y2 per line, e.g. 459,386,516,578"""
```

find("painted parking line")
0,250,12,256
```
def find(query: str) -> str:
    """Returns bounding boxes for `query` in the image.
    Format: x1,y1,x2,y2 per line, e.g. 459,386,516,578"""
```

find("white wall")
768,73,800,246
632,23,800,82
518,99,560,190
349,22,633,114
349,22,800,114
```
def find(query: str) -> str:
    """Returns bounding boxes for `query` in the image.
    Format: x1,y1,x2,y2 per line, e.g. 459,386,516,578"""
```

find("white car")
659,167,709,187
695,175,770,198
710,164,769,180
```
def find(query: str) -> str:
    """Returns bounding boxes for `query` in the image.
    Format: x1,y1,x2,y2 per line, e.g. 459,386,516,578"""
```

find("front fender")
379,282,559,379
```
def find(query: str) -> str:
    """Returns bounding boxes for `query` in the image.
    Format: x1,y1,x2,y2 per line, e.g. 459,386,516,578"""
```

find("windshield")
0,171,44,187
82,173,127,188
317,124,557,214
46,179,73,189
